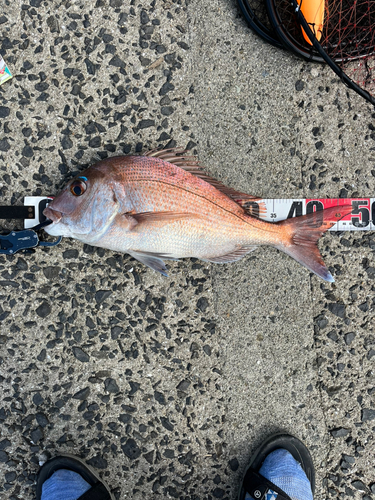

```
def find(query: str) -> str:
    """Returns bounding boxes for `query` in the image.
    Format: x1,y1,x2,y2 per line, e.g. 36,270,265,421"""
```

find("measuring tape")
22,196,375,230
257,198,375,231
20,196,375,230
1,196,373,256
23,196,52,228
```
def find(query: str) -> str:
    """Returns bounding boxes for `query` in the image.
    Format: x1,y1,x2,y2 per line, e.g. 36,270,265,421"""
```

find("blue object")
0,229,61,254
41,469,90,500
245,449,314,500
0,230,39,254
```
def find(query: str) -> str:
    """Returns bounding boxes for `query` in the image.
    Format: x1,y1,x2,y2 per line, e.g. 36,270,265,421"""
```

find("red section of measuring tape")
305,198,373,228
260,198,375,230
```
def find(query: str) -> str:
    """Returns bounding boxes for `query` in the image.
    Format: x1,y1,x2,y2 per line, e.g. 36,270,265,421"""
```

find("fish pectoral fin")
126,211,199,226
129,251,173,277
202,245,257,263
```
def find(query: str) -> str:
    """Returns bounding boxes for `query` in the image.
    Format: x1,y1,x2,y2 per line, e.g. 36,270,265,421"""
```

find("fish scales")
116,156,249,217
44,149,352,281
123,157,280,237
94,156,278,255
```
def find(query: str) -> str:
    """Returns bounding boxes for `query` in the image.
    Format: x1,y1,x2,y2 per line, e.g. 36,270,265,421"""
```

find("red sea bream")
44,149,351,281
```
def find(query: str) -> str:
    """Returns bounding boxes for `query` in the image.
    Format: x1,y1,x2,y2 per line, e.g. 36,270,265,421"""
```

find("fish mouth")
43,206,63,223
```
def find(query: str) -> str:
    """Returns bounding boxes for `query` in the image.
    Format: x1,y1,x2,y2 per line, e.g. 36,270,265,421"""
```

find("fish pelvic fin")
128,250,179,276
276,205,352,282
129,251,169,277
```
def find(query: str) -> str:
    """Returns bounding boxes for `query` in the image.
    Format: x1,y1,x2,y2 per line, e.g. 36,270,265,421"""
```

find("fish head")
43,165,120,240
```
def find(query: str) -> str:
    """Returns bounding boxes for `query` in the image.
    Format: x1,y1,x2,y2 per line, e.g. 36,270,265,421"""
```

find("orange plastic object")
298,0,325,44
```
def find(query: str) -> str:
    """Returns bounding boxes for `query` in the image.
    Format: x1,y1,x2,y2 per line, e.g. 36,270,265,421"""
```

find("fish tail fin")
276,205,352,282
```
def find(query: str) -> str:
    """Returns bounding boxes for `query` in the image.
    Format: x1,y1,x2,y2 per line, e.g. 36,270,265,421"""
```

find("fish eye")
70,179,87,197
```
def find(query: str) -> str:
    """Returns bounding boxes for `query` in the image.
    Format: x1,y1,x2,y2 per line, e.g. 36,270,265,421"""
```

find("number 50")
351,200,369,227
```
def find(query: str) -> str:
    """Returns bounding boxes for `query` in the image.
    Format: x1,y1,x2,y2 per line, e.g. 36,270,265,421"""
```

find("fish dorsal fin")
235,199,267,218
145,147,202,170
145,148,266,217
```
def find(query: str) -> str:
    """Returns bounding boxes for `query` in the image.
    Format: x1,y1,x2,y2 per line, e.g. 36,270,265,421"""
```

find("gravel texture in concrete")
0,1,375,499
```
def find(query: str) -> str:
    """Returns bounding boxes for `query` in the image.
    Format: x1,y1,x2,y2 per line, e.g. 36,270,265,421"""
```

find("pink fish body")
44,149,351,281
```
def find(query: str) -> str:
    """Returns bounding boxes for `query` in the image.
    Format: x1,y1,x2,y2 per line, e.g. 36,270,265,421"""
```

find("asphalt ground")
0,1,374,499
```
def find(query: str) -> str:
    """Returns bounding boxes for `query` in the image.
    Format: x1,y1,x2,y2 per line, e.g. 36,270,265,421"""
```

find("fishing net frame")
237,0,284,48
265,0,375,105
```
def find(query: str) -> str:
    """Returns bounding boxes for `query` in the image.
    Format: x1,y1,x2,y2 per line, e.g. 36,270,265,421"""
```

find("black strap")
0,206,35,219
77,482,111,500
243,469,292,500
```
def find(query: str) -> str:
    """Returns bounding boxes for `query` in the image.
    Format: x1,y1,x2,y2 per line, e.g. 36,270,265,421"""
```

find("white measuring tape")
24,197,53,229
258,198,375,231
23,196,375,231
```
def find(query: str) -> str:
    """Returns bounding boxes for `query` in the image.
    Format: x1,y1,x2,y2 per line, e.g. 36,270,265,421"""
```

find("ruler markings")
23,197,375,232
259,198,375,231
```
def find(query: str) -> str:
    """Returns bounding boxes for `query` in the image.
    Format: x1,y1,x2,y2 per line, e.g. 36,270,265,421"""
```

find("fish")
43,148,352,281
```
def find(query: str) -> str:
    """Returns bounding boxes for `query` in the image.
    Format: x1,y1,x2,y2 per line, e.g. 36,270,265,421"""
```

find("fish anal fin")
202,245,257,264
277,205,352,282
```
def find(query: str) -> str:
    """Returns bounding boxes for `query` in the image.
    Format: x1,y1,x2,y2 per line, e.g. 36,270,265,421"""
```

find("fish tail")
276,205,352,282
